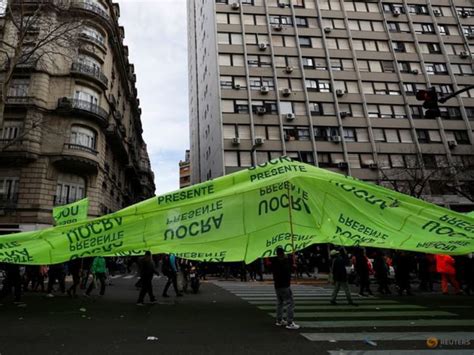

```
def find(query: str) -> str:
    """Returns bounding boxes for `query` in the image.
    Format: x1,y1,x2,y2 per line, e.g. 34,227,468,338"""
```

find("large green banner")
0,157,473,265
53,198,89,226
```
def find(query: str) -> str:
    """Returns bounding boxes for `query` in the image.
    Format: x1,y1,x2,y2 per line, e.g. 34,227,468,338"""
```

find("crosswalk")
216,282,474,354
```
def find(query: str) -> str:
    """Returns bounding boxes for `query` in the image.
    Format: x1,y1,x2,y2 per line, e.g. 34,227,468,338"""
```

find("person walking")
46,263,66,298
136,251,159,305
373,251,391,295
272,246,300,330
436,254,461,295
329,249,357,306
394,251,413,296
354,248,373,296
162,254,183,297
85,256,107,297
0,263,23,304
67,258,82,297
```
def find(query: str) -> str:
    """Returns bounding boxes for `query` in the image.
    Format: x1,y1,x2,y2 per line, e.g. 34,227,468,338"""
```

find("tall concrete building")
188,0,474,211
0,0,155,234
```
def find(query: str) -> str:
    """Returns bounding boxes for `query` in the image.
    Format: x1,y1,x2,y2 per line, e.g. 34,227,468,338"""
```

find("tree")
377,154,474,203
0,0,83,150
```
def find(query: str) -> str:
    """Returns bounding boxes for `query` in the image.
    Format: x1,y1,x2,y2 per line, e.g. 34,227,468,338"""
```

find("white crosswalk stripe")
215,282,474,354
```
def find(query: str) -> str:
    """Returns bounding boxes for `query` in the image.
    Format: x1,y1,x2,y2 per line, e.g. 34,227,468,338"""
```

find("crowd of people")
0,253,200,305
1,246,473,309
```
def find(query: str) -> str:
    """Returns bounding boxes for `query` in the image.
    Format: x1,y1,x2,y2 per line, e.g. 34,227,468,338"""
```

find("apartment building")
0,0,155,233
179,149,192,189
188,0,474,211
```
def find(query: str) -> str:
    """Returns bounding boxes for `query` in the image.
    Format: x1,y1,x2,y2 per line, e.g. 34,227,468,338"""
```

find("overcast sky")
118,0,188,195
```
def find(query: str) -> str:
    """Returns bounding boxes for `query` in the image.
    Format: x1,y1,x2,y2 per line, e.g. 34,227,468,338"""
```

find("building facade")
188,0,474,211
180,149,192,189
0,0,155,234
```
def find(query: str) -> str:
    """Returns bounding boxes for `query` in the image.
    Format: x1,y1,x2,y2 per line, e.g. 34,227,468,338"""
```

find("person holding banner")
272,246,300,330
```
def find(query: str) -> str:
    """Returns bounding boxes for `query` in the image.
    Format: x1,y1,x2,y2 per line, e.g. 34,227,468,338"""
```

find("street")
1,275,474,354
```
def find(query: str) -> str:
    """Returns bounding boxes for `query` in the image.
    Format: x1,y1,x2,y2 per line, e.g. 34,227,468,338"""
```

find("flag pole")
286,182,298,284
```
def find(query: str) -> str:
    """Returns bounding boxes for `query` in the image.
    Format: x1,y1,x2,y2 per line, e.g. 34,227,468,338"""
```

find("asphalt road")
1,274,474,355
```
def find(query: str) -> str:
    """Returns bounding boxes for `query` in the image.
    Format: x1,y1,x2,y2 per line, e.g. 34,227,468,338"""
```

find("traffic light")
416,88,440,119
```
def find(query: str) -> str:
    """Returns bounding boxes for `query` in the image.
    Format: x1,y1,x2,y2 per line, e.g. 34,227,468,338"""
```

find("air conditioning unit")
433,10,441,17
368,163,378,169
233,83,241,90
232,137,241,145
260,86,269,94
329,135,341,143
336,89,344,97
281,88,292,97
411,69,419,74
285,66,294,73
339,111,349,118
231,2,240,10
324,27,332,33
273,24,283,31
459,51,469,58
285,113,295,120
258,43,268,51
461,11,469,18
254,137,265,145
337,162,348,169
392,9,400,16
447,140,457,148
278,2,286,8
256,107,266,115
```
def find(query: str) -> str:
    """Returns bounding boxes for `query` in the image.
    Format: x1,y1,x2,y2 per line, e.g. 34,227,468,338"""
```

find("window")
426,63,448,75
283,126,310,141
217,32,243,45
440,107,462,120
416,129,430,143
70,126,97,150
392,41,406,53
295,17,308,27
56,174,86,205
305,79,331,92
247,55,271,68
298,37,311,48
409,5,428,15
0,177,19,201
453,131,470,144
314,126,339,141
8,79,29,97
74,85,99,105
343,128,356,142
0,121,22,140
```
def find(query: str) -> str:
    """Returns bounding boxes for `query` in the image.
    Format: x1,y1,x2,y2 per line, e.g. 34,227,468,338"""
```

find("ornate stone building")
0,0,155,234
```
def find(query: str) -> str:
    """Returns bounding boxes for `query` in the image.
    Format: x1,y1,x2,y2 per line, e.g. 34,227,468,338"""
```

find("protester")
394,251,413,296
46,263,66,298
436,254,461,295
136,251,159,305
418,254,436,292
33,265,47,292
353,248,373,296
373,251,391,295
271,246,300,330
85,256,107,297
162,254,183,298
464,253,474,295
67,258,82,297
0,263,23,303
329,249,357,306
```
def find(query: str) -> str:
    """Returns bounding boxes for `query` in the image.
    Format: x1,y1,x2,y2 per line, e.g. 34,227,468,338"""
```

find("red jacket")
436,254,456,275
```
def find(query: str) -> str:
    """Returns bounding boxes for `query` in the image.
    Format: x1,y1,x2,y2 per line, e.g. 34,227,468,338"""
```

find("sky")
117,0,188,195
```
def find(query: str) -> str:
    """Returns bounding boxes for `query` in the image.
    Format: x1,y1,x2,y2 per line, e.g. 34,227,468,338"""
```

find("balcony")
78,33,107,51
57,98,109,127
0,193,18,210
70,62,108,88
51,143,100,174
105,123,128,159
71,1,112,26
0,139,39,163
5,96,34,106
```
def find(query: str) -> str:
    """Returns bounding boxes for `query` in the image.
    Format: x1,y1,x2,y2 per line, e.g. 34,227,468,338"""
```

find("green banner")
0,157,473,265
53,198,89,226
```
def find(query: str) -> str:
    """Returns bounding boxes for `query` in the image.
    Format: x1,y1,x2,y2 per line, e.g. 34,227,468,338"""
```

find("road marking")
299,319,474,328
248,300,399,305
259,304,424,311
302,331,474,342
110,275,122,279
270,310,455,318
123,275,135,279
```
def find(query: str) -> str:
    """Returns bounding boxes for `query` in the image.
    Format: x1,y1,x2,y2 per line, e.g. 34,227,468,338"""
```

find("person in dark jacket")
0,263,22,303
394,251,413,296
354,248,373,296
67,258,82,297
330,249,357,305
271,247,300,330
373,251,391,295
136,251,159,305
